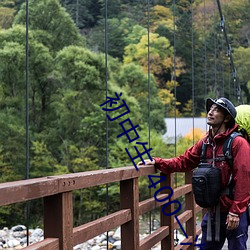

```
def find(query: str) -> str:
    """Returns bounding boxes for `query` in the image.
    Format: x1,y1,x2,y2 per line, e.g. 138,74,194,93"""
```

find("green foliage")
61,0,101,29
234,46,250,101
61,145,99,173
115,63,165,132
30,141,56,177
86,17,138,60
14,0,85,52
0,112,26,180
0,7,15,29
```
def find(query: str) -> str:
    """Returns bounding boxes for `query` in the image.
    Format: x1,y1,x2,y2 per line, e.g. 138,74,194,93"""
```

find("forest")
0,0,249,227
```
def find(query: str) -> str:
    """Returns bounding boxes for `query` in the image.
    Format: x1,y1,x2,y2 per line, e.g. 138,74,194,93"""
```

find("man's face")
207,104,226,127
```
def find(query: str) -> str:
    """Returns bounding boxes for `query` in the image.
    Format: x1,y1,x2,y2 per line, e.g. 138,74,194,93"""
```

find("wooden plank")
139,194,170,215
140,226,169,250
22,238,59,250
0,177,59,206
173,184,192,199
139,184,192,216
120,178,140,250
73,209,131,245
174,237,193,250
173,210,192,230
44,192,73,250
0,165,156,206
58,165,156,192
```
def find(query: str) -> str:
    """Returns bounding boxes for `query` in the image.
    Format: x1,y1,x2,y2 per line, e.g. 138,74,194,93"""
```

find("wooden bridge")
0,164,204,250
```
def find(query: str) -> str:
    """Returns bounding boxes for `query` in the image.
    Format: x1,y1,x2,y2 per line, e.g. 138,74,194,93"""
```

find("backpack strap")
223,131,242,169
200,142,208,163
223,132,242,200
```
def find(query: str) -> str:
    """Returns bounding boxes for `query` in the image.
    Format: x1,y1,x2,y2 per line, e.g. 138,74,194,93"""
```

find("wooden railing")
0,164,203,250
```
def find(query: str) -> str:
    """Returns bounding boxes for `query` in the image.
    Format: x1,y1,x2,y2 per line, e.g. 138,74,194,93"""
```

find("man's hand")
226,213,240,230
137,159,155,166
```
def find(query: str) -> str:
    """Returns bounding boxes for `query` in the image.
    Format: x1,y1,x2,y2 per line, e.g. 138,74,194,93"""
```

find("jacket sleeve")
154,140,203,174
229,136,250,215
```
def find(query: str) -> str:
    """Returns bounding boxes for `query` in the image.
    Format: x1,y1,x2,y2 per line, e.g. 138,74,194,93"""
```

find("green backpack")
235,105,250,142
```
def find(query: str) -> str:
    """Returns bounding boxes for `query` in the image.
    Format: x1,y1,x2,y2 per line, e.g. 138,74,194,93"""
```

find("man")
138,97,250,250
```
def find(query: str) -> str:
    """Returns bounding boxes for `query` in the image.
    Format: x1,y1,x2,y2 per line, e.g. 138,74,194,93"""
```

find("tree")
0,6,15,29
0,25,56,132
124,32,185,87
115,62,166,132
234,46,250,102
61,0,101,29
14,0,84,52
86,17,139,60
148,5,174,33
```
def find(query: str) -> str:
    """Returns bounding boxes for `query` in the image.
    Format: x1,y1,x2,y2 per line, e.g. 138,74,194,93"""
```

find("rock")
100,240,108,246
11,226,26,232
113,240,121,249
0,230,7,238
87,238,94,245
92,245,101,250
7,239,20,247
108,236,116,243
30,228,43,238
107,231,114,237
113,227,120,240
95,234,106,243
73,242,87,249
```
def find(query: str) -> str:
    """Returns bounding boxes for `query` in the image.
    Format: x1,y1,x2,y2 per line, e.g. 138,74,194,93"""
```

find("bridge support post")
185,171,196,249
44,192,73,250
161,173,174,250
120,178,139,250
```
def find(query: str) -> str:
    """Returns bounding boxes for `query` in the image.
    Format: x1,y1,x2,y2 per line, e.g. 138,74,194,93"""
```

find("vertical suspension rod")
25,0,30,245
104,0,109,248
147,0,152,234
216,0,240,102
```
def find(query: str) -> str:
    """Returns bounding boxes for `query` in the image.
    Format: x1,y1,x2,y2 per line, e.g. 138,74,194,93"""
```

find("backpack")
192,131,241,208
235,105,250,142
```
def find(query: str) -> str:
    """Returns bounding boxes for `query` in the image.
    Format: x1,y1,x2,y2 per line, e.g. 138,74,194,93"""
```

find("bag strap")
200,142,208,163
223,131,242,170
222,132,242,199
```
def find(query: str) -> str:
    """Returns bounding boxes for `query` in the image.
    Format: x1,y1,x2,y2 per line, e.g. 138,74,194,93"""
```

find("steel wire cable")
147,0,152,234
216,0,242,104
104,0,109,248
25,0,30,245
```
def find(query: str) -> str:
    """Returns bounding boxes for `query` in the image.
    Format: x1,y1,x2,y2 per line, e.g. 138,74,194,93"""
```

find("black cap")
206,97,237,119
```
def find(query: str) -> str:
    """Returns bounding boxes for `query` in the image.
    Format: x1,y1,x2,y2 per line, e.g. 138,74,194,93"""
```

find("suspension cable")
191,0,195,145
147,1,151,164
213,0,217,94
172,0,179,244
147,0,152,234
104,0,109,248
25,0,30,245
219,33,225,96
216,0,242,104
203,0,207,98
173,0,177,159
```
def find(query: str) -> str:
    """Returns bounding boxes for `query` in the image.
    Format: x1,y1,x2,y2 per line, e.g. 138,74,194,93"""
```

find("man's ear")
224,114,232,123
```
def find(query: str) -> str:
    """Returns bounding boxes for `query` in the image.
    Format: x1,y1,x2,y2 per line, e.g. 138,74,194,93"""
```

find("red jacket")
154,124,250,216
